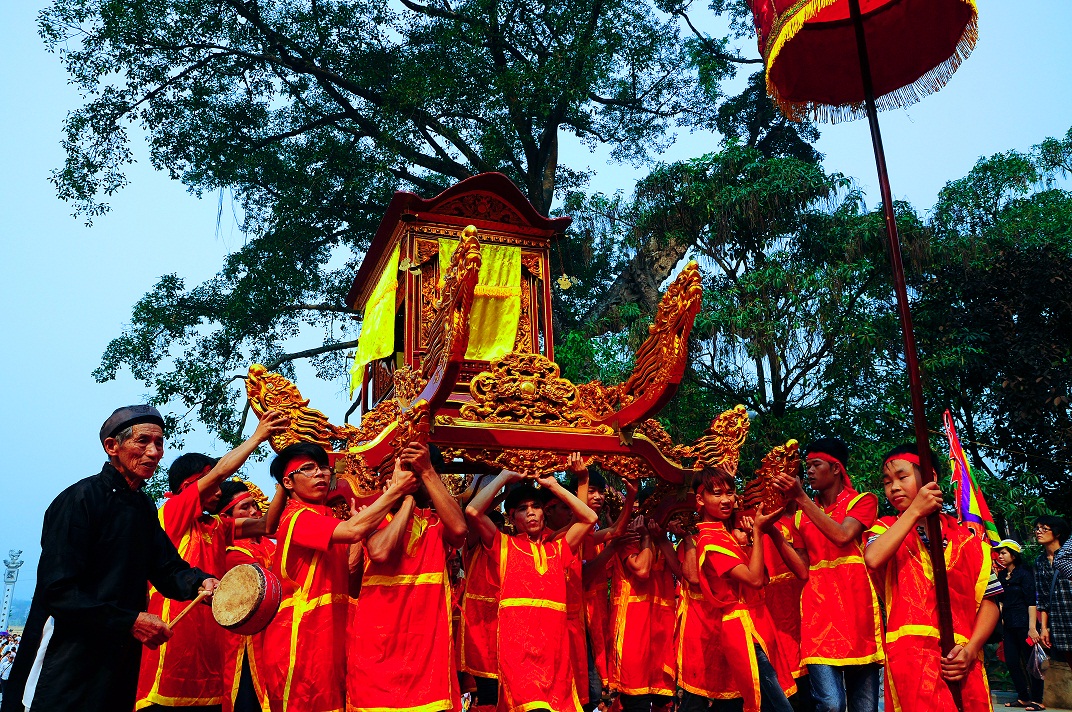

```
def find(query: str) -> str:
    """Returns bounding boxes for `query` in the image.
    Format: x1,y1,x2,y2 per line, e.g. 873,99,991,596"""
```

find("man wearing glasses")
261,441,418,712
1035,517,1072,669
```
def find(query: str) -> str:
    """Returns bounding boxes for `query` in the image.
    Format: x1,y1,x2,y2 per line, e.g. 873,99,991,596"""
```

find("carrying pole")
846,1,963,708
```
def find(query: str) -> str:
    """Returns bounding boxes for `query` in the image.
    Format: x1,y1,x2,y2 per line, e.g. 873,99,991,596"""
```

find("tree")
41,0,763,441
916,133,1072,520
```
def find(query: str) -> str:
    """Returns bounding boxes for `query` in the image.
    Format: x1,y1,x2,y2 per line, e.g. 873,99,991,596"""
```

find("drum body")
212,563,282,635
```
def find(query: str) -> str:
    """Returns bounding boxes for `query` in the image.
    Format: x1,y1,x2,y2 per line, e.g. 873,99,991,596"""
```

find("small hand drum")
212,564,282,635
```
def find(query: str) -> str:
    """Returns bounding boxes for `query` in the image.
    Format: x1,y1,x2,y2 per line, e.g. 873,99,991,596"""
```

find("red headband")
806,451,853,489
883,453,920,469
222,493,255,516
807,452,844,469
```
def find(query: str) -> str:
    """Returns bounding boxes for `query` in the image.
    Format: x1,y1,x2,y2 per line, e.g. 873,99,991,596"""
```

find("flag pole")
847,1,963,708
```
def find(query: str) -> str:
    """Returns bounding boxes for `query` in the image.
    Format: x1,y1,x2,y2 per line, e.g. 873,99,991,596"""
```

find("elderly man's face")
105,423,165,481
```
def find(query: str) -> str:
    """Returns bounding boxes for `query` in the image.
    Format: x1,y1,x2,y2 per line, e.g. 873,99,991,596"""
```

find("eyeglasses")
286,462,331,479
1034,525,1052,533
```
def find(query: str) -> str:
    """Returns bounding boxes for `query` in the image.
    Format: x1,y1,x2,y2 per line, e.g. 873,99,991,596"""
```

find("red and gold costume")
608,547,676,697
136,483,233,709
488,531,582,712
762,516,806,678
695,522,796,712
583,542,611,690
263,500,352,712
867,513,994,712
565,552,590,705
794,488,885,667
460,543,500,680
222,537,276,712
347,508,461,712
674,540,732,700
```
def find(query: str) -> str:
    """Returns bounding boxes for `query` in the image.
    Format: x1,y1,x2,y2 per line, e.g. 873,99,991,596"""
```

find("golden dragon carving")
742,439,799,514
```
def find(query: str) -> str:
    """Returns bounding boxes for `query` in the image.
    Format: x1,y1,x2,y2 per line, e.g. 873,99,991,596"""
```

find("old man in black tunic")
1,405,220,712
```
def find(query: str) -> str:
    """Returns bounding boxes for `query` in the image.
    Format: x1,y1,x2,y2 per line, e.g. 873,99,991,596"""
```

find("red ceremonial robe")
609,547,676,697
695,522,796,712
347,508,461,712
794,488,885,667
565,550,590,705
136,483,233,709
762,515,806,678
460,543,500,679
263,500,351,712
867,513,994,712
489,531,582,712
583,542,611,689
222,537,276,712
674,540,733,700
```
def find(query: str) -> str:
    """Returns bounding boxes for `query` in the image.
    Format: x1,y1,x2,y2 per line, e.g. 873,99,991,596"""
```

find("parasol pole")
846,0,963,708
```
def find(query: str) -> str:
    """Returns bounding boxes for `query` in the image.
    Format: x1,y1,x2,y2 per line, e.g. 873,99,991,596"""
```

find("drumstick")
169,590,211,628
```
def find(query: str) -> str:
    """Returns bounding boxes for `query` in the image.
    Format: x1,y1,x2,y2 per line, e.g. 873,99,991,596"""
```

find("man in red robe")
217,479,277,712
687,468,800,712
865,444,1001,712
608,514,679,712
347,443,468,712
460,506,505,712
261,442,417,712
465,468,598,712
136,410,289,711
775,438,885,712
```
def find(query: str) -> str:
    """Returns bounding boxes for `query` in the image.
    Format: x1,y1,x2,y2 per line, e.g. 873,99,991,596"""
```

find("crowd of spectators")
0,634,20,696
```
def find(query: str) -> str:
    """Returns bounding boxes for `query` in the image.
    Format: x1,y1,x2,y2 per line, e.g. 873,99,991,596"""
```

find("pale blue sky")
1,1,1069,596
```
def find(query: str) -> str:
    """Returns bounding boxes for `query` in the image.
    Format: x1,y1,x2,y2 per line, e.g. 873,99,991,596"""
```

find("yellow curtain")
349,243,400,396
438,238,521,361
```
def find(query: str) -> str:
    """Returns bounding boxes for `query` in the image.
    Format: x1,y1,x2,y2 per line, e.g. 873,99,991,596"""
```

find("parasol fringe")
764,0,844,114
768,1,979,125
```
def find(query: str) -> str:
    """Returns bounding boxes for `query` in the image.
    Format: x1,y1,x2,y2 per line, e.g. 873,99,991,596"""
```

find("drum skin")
212,563,282,635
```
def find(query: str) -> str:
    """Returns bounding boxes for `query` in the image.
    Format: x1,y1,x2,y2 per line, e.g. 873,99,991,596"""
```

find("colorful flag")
942,409,1001,545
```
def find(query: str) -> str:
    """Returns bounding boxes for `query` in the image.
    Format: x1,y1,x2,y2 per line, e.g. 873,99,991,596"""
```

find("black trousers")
1003,625,1043,703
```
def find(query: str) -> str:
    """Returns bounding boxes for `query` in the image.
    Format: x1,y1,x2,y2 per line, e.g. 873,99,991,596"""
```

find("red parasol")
748,1,980,709
753,0,978,122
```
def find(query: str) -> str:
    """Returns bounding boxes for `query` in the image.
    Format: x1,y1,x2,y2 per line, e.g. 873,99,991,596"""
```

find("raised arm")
536,474,597,554
767,522,809,581
727,505,782,589
594,478,638,545
466,470,521,549
402,442,468,549
784,477,865,547
568,452,589,514
332,461,417,544
864,483,942,571
582,533,639,588
366,496,416,564
680,536,700,586
623,525,654,580
648,519,683,578
199,410,290,506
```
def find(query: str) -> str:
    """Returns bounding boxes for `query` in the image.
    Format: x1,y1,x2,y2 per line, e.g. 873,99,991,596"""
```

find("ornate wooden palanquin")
345,173,569,417
244,173,783,522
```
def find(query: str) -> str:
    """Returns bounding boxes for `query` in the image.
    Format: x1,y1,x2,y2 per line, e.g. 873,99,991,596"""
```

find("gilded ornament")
245,363,338,452
618,262,703,405
460,352,590,427
742,439,798,513
689,405,751,472
422,226,481,382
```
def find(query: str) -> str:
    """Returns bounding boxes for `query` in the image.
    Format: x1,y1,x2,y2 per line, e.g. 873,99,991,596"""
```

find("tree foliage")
41,0,765,441
917,133,1072,520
